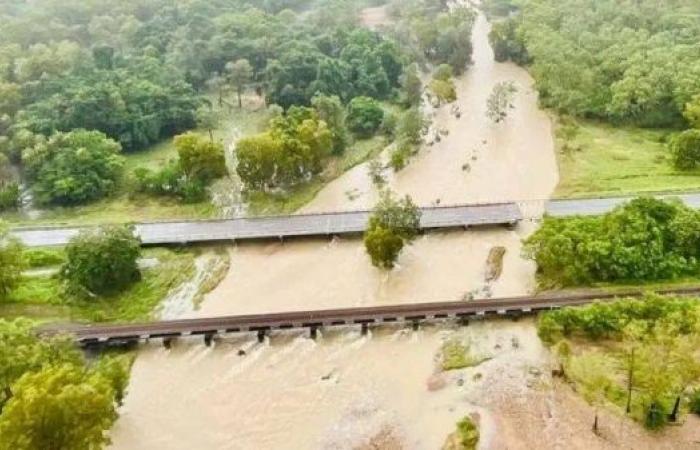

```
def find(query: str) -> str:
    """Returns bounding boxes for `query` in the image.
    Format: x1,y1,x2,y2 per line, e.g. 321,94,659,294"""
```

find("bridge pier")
411,320,420,331
361,322,369,336
204,333,215,347
309,326,318,340
163,337,175,349
257,329,267,343
458,316,469,327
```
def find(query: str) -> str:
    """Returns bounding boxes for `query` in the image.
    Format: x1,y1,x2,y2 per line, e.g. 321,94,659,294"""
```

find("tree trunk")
218,88,223,107
237,88,242,108
208,128,214,143
626,349,635,414
670,396,681,422
592,412,599,434
1,386,12,413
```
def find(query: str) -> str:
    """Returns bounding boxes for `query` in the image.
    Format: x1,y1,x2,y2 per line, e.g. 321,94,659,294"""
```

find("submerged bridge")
43,286,700,348
12,202,522,247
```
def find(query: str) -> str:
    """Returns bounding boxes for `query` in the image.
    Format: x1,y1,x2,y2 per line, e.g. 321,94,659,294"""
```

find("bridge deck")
12,203,522,247
42,286,700,346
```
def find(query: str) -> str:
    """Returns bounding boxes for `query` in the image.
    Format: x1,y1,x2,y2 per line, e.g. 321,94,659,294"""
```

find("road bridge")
11,203,522,247
42,286,700,348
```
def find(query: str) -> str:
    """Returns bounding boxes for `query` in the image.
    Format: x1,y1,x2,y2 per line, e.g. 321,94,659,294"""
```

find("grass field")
1,247,197,323
554,118,700,198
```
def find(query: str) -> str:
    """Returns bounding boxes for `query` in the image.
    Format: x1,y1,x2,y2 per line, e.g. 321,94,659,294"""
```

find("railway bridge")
41,286,700,348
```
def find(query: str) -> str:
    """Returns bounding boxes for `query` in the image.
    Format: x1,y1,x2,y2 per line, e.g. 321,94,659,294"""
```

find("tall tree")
226,59,253,108
0,221,25,301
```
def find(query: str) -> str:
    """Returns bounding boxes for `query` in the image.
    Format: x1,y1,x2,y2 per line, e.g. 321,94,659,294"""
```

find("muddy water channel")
110,11,560,450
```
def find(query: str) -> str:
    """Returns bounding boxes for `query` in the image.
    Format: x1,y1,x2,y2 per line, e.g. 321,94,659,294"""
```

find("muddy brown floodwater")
109,8,567,450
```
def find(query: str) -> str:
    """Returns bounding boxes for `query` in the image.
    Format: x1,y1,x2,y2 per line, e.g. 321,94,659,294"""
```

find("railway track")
42,285,700,348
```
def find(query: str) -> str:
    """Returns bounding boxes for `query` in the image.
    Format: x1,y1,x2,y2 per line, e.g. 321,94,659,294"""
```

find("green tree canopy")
22,129,124,206
0,364,117,450
174,132,227,183
364,191,421,269
346,96,384,137
669,130,700,170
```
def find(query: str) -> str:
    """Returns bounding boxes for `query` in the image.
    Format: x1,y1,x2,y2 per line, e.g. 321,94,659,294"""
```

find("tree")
685,95,700,129
400,64,422,107
397,107,428,145
486,81,517,123
0,221,25,301
195,105,219,143
311,94,349,155
174,132,227,182
364,225,405,269
22,130,124,206
430,79,457,104
236,107,332,189
0,364,117,450
226,59,253,108
669,130,700,170
0,154,19,211
0,319,82,411
61,225,141,296
347,96,384,137
364,191,421,269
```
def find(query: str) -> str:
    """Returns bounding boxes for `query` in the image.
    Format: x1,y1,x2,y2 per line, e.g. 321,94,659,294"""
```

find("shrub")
347,96,384,137
133,164,207,203
429,79,457,104
61,225,141,296
644,402,667,430
0,222,25,300
669,129,700,170
689,389,700,416
456,416,479,449
433,64,454,81
0,183,20,211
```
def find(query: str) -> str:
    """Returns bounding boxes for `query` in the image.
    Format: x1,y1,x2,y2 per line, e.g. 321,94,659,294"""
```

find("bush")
61,225,141,296
0,183,20,211
396,107,428,145
347,97,384,137
690,389,700,415
644,402,667,430
433,64,454,81
537,295,699,344
133,164,207,203
23,247,65,268
429,79,457,104
0,222,25,300
456,416,479,449
669,129,700,170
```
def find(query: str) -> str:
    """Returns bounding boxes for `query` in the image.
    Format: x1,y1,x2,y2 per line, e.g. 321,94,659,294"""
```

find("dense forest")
487,0,700,129
0,0,475,212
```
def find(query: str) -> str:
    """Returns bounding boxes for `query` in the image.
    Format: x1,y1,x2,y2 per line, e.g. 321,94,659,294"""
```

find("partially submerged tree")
174,132,227,183
364,191,421,269
486,81,517,123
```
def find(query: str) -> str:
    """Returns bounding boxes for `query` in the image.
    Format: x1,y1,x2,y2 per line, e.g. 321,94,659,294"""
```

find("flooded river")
110,9,561,450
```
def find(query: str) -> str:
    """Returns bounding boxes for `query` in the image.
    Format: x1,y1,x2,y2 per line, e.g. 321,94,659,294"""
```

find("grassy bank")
1,247,196,323
554,118,700,198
